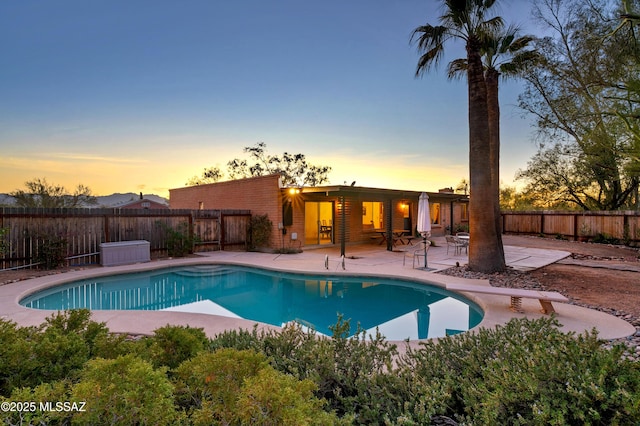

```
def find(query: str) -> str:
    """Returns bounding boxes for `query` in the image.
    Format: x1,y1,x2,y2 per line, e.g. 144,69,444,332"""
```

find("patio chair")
320,220,332,239
455,233,469,254
403,240,431,268
445,235,466,255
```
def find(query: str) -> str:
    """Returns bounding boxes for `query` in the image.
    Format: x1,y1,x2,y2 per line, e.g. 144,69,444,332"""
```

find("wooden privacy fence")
0,208,251,270
501,211,640,244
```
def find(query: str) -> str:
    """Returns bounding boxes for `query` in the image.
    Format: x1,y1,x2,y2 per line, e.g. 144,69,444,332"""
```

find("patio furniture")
455,233,469,253
403,240,431,269
445,235,466,255
320,220,332,238
376,229,412,247
446,283,569,314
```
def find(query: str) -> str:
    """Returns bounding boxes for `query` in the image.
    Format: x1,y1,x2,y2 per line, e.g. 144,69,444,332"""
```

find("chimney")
438,187,454,194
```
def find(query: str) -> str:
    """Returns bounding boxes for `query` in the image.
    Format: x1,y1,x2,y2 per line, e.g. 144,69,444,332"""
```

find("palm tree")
411,0,505,273
448,26,539,266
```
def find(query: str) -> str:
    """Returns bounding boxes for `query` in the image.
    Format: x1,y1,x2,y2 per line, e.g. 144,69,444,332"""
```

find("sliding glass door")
304,201,334,245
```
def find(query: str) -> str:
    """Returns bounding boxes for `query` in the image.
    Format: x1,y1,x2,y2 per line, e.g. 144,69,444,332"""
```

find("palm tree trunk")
486,69,506,267
467,39,505,273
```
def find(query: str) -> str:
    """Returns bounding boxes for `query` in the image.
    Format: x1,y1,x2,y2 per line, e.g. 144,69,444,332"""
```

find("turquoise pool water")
20,264,483,340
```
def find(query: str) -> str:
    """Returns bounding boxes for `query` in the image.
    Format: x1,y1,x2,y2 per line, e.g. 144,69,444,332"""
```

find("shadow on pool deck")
0,239,635,348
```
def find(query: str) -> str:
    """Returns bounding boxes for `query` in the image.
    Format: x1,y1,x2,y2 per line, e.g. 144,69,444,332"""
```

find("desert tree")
517,0,640,210
11,178,97,208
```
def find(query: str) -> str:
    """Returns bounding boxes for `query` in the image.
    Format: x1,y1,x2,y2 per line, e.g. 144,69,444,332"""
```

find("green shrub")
592,233,620,245
250,213,273,249
174,348,342,425
0,319,37,396
0,310,109,395
44,309,110,356
35,233,68,269
157,221,197,257
0,380,74,426
72,354,182,425
452,223,469,234
148,325,209,370
209,325,264,352
213,317,403,423
397,317,640,425
173,348,268,423
235,367,342,425
0,227,8,257
2,312,639,425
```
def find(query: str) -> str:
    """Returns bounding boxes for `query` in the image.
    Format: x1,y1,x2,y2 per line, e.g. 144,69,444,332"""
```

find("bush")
173,348,269,423
157,221,197,257
0,310,109,396
2,312,639,425
0,380,73,426
397,317,640,425
211,317,403,423
0,227,8,257
592,233,620,245
209,325,264,352
72,354,181,425
174,348,341,425
0,319,36,396
250,213,273,250
235,367,341,425
452,223,469,234
147,325,209,370
35,233,67,269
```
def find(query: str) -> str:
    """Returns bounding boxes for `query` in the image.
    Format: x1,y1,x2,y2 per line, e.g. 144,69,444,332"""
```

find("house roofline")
292,185,468,201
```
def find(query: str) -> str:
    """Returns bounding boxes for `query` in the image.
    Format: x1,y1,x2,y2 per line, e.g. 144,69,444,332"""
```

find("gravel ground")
438,265,640,362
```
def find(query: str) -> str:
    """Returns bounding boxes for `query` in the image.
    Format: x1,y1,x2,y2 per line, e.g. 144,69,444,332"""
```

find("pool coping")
0,250,635,352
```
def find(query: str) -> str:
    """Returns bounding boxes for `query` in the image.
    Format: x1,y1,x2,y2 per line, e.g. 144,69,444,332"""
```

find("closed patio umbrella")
417,192,432,269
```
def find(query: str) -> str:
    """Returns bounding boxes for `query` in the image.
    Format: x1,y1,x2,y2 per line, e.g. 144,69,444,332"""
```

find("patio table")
376,230,412,246
456,235,469,252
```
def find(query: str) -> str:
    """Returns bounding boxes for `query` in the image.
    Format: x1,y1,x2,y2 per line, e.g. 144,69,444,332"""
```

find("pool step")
172,265,234,278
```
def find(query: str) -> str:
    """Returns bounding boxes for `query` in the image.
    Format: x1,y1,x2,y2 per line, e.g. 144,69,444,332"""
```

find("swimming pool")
20,264,483,340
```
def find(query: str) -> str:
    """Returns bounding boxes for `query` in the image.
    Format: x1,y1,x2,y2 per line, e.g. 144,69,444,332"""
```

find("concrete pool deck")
0,238,635,351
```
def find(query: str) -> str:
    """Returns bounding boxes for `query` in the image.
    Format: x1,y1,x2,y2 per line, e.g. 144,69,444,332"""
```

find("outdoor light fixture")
288,188,301,195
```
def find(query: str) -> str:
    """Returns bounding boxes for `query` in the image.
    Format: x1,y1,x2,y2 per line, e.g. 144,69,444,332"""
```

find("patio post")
340,195,346,257
385,198,393,251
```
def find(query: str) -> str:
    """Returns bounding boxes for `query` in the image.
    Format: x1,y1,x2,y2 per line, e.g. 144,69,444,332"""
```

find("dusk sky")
1,0,539,198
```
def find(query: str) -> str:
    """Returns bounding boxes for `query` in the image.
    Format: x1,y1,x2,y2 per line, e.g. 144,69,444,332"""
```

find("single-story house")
169,174,469,251
119,193,169,210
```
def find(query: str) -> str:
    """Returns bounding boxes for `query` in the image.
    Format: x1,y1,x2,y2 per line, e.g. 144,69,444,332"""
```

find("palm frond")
483,16,504,32
499,50,541,78
447,58,468,80
411,25,449,76
507,35,535,53
415,47,446,77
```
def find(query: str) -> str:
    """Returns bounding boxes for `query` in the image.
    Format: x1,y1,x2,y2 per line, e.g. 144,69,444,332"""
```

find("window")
461,203,468,221
199,201,204,210
400,202,409,218
431,202,441,226
362,201,384,229
141,201,150,209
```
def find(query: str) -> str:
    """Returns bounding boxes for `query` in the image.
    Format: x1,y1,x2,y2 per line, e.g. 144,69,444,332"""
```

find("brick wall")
170,174,284,247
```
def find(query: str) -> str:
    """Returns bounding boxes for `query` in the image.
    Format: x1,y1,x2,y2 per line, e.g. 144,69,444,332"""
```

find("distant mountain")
0,192,169,208
0,194,15,206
